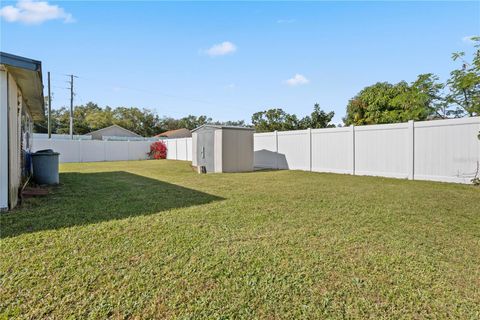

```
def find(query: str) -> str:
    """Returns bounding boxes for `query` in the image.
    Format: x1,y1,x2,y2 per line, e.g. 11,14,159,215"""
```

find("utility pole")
47,72,51,139
69,74,75,140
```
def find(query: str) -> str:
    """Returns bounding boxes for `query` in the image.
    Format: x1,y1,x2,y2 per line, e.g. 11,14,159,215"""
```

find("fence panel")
253,132,277,169
176,138,188,161
414,117,480,183
186,138,192,161
311,127,353,174
79,141,105,162
166,140,177,160
277,130,310,170
105,141,128,161
128,141,151,160
354,123,410,179
49,140,81,163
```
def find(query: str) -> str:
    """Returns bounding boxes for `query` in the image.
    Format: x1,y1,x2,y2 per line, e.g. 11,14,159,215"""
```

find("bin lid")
32,149,60,156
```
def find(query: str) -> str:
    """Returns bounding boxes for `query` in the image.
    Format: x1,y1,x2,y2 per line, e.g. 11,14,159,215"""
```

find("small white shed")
191,125,254,173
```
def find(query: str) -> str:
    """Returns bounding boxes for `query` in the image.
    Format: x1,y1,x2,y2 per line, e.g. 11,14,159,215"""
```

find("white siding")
8,73,21,209
0,69,8,210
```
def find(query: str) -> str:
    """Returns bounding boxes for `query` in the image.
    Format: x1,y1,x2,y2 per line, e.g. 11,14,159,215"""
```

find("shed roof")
0,52,44,121
191,125,254,133
84,124,141,137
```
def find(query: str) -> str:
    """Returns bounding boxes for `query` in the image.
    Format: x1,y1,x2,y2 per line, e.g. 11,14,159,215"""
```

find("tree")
251,108,300,132
33,102,246,136
211,120,247,127
252,105,335,132
300,103,335,129
112,107,161,137
177,115,212,130
343,77,439,126
446,36,480,117
410,73,446,118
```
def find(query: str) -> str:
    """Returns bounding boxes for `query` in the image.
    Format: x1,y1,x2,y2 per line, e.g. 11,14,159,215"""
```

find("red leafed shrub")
148,141,167,159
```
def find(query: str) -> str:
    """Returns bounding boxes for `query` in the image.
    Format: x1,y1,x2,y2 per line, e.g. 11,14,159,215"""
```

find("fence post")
351,125,355,175
408,120,415,180
274,130,279,169
307,128,312,172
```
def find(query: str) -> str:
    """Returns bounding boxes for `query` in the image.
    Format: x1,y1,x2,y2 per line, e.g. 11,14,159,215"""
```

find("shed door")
196,128,215,173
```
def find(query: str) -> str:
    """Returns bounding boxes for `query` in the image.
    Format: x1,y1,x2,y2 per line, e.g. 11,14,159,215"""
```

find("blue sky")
1,1,479,124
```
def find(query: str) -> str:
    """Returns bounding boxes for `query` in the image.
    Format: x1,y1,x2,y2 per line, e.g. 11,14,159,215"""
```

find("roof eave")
0,52,44,122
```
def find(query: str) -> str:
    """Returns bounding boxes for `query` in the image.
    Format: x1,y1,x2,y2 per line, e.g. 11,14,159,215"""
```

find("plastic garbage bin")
31,149,60,185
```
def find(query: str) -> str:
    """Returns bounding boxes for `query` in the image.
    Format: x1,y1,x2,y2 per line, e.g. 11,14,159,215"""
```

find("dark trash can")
31,149,60,185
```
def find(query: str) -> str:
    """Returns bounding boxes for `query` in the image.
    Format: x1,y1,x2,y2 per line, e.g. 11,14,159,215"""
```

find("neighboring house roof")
155,128,192,138
85,124,141,137
0,52,44,121
191,125,255,133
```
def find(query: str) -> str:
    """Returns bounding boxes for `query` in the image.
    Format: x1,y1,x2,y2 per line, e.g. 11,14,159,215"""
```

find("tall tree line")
34,103,246,137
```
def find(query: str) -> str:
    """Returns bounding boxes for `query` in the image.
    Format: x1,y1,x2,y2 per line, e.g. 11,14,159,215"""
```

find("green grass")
1,160,479,319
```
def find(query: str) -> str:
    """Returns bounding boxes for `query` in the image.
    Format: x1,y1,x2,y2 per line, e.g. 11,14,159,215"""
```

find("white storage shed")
191,125,254,173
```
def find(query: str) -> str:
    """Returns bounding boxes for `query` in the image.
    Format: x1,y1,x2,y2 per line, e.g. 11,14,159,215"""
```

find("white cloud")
0,0,74,25
225,83,236,89
285,74,309,86
462,35,478,44
204,41,237,57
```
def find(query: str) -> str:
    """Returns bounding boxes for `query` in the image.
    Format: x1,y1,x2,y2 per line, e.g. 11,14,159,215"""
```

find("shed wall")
196,127,216,173
221,129,254,172
191,133,197,166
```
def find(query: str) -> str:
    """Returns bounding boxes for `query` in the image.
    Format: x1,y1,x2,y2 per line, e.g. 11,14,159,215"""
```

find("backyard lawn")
1,160,479,319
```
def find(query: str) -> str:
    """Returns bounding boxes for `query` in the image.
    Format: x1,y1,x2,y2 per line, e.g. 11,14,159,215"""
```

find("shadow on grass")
1,171,224,238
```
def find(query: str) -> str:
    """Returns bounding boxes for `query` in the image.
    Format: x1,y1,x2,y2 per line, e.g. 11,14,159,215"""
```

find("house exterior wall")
0,69,8,210
0,67,35,210
8,72,22,209
221,129,254,173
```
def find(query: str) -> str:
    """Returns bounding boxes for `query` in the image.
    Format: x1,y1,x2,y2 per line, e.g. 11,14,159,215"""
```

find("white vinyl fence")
33,118,480,183
164,138,193,161
254,117,480,184
32,138,192,163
